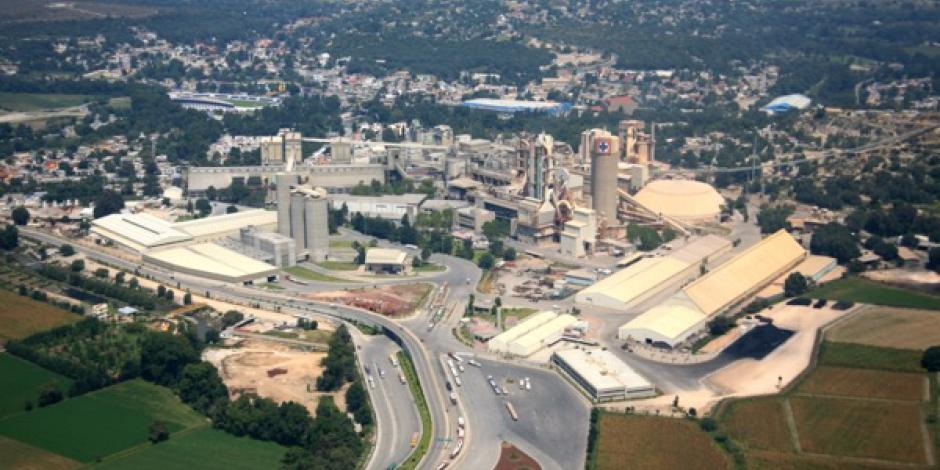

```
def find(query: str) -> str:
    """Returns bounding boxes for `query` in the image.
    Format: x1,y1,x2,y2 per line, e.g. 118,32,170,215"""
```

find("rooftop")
364,248,408,265
553,348,653,392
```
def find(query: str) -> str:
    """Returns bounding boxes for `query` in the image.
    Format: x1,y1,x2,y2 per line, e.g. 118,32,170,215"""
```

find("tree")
183,292,192,305
139,332,199,386
221,310,245,328
177,362,229,415
70,259,85,272
37,381,63,407
59,244,75,256
756,204,794,234
928,247,940,273
0,224,18,250
195,199,211,217
148,420,169,443
93,190,125,218
707,316,734,336
11,206,29,226
922,346,940,372
94,268,109,278
810,222,860,263
477,252,495,270
503,247,517,261
784,272,808,297
226,205,239,214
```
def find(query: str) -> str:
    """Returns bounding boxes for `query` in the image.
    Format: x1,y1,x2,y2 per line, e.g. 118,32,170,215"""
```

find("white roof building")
552,348,656,401
506,314,578,357
143,242,278,284
364,248,408,266
91,213,191,252
488,311,558,354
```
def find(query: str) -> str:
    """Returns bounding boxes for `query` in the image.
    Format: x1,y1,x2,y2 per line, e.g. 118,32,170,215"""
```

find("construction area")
307,283,433,317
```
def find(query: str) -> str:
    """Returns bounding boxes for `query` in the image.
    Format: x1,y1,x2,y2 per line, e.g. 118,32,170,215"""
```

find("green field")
0,92,94,112
328,239,355,249
285,265,352,283
91,427,286,470
809,277,940,310
315,260,361,271
817,341,924,372
0,354,73,419
0,379,202,462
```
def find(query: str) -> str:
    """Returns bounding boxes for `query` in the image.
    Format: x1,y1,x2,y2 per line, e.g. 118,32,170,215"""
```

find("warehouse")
460,98,571,114
143,243,279,284
91,213,191,252
363,248,409,274
488,311,558,354
633,179,726,224
91,209,278,253
618,230,807,347
756,255,839,300
552,348,656,401
329,194,427,223
506,314,578,357
575,235,731,310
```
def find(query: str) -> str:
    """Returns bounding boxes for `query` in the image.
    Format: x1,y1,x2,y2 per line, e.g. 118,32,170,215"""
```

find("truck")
410,432,419,447
399,372,406,384
389,354,399,368
506,402,519,421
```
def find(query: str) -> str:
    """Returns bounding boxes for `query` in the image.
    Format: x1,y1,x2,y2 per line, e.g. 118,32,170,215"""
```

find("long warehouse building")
552,348,656,401
488,311,558,354
575,235,732,310
507,314,578,357
143,242,279,284
619,230,807,347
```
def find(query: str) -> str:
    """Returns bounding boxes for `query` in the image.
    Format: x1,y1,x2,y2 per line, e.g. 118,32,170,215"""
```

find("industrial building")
328,193,427,222
239,226,296,268
575,235,732,310
260,129,302,165
552,348,656,401
91,210,277,253
756,255,838,300
488,311,578,357
560,207,597,258
761,94,812,114
460,98,571,114
275,174,330,261
618,230,806,347
143,243,278,284
633,179,725,224
363,248,408,274
590,134,621,223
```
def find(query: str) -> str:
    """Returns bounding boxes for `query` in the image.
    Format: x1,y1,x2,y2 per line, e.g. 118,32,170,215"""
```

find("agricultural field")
593,413,730,470
796,366,925,401
809,277,940,310
0,354,73,419
789,396,927,463
0,92,93,112
0,289,81,342
91,427,286,470
818,341,924,372
827,306,940,350
0,379,201,463
720,398,794,453
716,348,936,469
0,436,80,470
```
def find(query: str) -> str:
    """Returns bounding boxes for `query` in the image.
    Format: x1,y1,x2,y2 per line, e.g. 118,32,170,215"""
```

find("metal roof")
364,248,408,265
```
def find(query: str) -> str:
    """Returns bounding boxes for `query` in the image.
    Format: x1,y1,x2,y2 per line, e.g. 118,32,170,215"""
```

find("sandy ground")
705,304,849,398
863,268,940,285
204,338,342,414
614,304,852,415
698,324,746,354
308,283,431,316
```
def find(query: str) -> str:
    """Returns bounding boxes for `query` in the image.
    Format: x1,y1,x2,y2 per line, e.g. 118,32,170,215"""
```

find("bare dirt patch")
827,306,940,350
204,339,342,414
493,441,541,470
595,413,730,470
308,283,432,316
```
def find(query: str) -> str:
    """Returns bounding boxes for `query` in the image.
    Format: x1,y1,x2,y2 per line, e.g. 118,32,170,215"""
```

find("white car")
525,377,531,390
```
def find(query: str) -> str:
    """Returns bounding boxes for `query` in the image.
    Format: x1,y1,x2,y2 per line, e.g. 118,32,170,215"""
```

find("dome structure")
633,179,724,223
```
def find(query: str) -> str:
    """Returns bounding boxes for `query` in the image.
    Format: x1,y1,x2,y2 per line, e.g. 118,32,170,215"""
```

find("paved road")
357,333,421,470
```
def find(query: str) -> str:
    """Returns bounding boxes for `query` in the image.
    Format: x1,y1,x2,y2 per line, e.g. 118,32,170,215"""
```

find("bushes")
708,316,735,336
316,325,356,392
37,264,159,310
922,346,940,372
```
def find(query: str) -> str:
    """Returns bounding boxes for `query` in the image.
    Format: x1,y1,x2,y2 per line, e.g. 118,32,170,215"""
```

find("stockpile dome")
633,179,724,223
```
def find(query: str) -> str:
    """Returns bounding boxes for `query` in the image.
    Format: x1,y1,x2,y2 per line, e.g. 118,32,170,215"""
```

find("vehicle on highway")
404,244,418,250
379,367,385,378
457,364,465,372
368,377,375,389
457,416,465,427
410,432,419,447
389,354,399,367
525,377,531,390
399,372,406,384
519,378,525,389
455,376,462,387
449,392,458,404
506,402,519,421
468,359,482,367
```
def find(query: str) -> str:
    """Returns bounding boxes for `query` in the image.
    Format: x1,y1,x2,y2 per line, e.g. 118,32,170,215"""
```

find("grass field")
285,266,351,283
796,366,925,401
328,239,355,249
0,354,73,419
790,396,927,463
817,341,924,372
0,436,80,470
826,306,940,350
594,414,730,470
720,398,794,453
315,260,360,271
91,427,285,470
0,289,81,342
0,92,93,112
397,351,431,470
0,380,202,462
809,277,940,310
